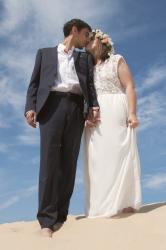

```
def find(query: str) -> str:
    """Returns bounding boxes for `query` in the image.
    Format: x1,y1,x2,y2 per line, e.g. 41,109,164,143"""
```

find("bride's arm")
118,58,139,128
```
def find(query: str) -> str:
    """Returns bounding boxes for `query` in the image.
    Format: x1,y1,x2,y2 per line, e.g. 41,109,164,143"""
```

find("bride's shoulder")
109,54,126,66
110,53,124,61
102,54,125,67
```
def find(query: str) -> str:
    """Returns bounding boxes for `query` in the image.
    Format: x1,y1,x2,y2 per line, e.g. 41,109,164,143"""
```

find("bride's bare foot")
41,228,54,238
122,207,136,213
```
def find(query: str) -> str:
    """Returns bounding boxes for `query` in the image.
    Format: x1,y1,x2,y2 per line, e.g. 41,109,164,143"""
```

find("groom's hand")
25,110,37,128
85,108,100,128
92,107,100,124
85,109,96,127
85,109,95,127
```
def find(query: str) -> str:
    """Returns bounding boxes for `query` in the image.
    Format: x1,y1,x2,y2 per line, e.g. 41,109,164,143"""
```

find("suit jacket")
24,46,99,121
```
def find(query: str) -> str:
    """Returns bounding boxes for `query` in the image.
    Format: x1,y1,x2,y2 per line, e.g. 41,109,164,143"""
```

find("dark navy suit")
24,46,99,229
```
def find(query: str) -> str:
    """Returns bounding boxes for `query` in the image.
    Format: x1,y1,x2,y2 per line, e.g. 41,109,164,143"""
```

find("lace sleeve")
114,54,126,75
112,54,126,92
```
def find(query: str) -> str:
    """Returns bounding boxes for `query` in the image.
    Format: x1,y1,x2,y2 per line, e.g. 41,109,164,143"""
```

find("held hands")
85,108,101,128
26,110,37,128
127,114,139,128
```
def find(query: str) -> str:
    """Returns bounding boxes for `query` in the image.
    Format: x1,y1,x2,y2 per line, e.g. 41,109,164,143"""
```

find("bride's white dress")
83,54,142,218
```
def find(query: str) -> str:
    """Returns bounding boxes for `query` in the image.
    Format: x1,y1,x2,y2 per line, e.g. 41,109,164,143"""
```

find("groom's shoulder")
34,46,57,59
38,46,57,53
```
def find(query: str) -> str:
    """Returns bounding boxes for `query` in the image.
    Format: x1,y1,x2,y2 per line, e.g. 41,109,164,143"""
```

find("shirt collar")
58,43,75,56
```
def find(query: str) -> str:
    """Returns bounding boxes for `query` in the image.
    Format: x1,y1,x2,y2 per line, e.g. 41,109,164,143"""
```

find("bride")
83,29,142,218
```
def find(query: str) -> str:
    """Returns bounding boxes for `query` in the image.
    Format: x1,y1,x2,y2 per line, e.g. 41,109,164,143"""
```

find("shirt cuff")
25,110,35,116
91,107,100,111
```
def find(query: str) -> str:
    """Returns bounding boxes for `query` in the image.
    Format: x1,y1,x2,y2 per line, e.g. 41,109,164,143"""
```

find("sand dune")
0,202,166,250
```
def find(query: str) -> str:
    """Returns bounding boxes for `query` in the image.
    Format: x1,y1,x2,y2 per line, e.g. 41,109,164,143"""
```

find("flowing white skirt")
83,93,142,218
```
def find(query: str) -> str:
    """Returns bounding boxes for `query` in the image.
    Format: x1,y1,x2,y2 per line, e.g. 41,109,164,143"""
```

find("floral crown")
90,29,115,55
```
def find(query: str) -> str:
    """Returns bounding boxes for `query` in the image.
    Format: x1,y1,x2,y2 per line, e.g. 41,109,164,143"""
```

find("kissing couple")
25,18,142,238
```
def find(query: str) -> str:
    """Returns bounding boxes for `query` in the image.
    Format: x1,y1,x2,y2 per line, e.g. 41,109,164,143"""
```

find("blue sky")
0,0,166,224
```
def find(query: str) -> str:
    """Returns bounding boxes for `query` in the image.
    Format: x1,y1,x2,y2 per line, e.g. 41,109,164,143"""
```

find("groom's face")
74,28,90,49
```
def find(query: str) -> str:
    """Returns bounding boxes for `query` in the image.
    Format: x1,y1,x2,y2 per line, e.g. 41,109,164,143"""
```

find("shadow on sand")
75,202,166,220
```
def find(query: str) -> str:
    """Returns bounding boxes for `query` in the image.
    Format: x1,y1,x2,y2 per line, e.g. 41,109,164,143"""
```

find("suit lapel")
73,50,82,83
73,51,88,97
73,50,80,64
51,46,58,74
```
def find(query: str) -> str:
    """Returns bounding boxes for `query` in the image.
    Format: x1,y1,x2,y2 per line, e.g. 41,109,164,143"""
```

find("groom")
24,19,100,237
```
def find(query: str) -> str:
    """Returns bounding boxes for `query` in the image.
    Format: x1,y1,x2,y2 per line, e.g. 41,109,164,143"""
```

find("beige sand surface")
0,202,166,250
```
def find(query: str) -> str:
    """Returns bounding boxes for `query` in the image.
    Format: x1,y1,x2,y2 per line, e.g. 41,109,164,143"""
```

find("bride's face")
86,37,101,54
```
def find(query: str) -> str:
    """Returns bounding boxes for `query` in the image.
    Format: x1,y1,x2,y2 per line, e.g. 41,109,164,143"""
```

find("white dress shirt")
51,43,82,95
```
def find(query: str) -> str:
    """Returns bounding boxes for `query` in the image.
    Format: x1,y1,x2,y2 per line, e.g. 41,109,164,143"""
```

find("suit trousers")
36,91,85,229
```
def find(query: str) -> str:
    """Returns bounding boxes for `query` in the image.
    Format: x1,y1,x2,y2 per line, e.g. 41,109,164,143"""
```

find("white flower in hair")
91,28,115,56
108,37,114,46
103,34,108,38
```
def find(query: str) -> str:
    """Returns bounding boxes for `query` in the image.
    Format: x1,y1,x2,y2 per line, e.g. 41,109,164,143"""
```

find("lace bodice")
94,54,126,94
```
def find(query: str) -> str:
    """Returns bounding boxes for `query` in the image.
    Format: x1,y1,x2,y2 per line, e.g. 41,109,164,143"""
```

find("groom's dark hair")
63,18,92,37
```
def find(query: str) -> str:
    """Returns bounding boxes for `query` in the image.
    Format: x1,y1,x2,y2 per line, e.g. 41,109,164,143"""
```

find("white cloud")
0,196,19,210
137,90,166,132
143,173,166,190
0,48,34,80
16,125,40,145
0,0,31,35
137,63,166,93
135,61,166,132
0,184,37,211
0,75,25,115
0,0,119,37
17,133,39,145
